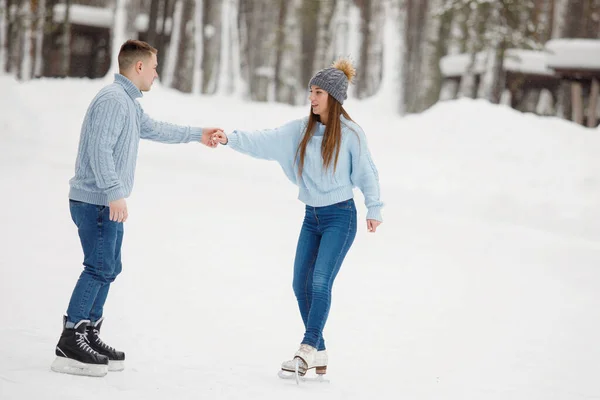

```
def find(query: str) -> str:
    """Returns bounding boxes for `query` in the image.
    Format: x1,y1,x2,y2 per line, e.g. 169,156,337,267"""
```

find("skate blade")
108,360,125,372
51,357,108,377
278,370,329,383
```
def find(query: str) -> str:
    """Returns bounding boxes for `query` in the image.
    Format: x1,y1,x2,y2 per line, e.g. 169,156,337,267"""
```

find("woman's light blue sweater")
227,116,383,221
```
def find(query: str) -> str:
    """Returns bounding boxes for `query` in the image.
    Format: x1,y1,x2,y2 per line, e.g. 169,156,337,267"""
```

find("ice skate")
278,345,329,384
86,317,125,372
50,317,109,377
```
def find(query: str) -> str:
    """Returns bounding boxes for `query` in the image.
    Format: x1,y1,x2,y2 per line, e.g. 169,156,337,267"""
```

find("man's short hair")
118,40,158,71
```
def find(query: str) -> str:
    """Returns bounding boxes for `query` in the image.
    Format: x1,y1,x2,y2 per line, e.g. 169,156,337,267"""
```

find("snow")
1,75,600,400
546,39,600,70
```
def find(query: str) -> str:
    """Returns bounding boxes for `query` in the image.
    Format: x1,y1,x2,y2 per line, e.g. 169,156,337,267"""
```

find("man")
51,40,220,377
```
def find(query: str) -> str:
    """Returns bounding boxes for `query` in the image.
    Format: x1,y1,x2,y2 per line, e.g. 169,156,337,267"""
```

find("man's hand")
109,199,128,223
367,219,381,233
201,128,223,148
212,131,228,145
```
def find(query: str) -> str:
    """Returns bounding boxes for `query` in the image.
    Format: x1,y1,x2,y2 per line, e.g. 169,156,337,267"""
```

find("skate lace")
92,328,116,352
75,332,96,354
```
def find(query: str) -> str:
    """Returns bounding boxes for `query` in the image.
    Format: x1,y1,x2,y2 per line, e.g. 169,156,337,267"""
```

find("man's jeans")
66,200,123,326
293,198,357,351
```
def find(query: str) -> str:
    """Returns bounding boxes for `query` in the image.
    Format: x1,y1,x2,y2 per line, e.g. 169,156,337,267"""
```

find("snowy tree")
370,0,407,115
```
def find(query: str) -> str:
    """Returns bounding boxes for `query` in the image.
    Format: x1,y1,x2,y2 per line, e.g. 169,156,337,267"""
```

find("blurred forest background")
2,0,600,125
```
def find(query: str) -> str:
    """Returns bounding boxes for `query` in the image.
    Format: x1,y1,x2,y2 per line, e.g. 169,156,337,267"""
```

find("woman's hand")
367,219,381,233
212,131,228,145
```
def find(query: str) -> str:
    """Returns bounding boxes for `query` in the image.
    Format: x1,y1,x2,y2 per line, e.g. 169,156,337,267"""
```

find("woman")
212,59,383,378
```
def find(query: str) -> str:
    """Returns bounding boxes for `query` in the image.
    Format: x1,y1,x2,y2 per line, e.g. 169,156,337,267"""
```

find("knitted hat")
308,58,356,105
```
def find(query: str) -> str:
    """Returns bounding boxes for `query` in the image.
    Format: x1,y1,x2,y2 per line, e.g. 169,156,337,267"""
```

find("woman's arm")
349,127,384,223
216,119,303,163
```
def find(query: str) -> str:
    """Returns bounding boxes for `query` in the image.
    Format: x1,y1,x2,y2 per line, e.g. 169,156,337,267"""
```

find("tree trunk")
202,0,222,94
192,0,203,94
229,0,244,97
241,0,278,101
373,0,406,115
414,0,443,112
162,0,183,87
0,0,6,74
19,0,32,80
312,0,336,72
588,78,599,127
331,0,351,60
405,0,428,111
61,0,71,77
174,0,194,92
552,0,569,38
33,0,46,77
110,0,127,76
147,0,160,47
275,0,302,104
458,4,481,98
571,81,583,124
357,0,384,99
216,0,231,94
477,2,502,102
536,0,553,42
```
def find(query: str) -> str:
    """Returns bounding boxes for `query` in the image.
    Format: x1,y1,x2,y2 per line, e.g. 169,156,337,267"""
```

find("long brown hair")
295,96,354,177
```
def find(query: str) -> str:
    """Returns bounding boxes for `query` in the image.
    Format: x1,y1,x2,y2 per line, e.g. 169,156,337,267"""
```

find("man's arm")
139,109,220,147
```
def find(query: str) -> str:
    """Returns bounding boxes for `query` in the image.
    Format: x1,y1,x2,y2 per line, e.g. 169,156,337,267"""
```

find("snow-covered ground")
1,75,599,400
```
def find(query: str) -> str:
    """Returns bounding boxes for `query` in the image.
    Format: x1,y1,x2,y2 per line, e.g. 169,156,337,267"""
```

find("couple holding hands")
52,39,383,379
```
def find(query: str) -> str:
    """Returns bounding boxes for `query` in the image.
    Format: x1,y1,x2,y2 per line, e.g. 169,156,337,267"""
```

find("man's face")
140,53,158,92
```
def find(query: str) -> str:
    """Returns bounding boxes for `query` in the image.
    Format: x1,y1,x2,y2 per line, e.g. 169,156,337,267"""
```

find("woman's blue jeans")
293,198,357,351
66,200,123,326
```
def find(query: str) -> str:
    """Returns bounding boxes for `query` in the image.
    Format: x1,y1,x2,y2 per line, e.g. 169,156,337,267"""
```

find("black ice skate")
51,317,109,377
86,317,125,372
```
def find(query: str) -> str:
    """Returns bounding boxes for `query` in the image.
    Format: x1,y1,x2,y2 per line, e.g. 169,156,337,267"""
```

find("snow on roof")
441,49,554,77
503,49,554,76
546,39,600,70
52,4,170,33
53,4,113,29
439,52,487,77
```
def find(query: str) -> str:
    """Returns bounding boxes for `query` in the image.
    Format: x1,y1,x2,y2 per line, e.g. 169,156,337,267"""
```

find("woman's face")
309,85,329,117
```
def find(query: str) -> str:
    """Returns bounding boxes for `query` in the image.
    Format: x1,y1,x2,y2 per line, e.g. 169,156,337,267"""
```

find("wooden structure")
546,39,600,128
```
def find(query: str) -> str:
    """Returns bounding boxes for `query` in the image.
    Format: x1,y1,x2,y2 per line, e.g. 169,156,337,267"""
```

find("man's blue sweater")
69,74,203,206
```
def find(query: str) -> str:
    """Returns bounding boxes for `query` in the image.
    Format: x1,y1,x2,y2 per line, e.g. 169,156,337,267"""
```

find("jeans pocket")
333,199,354,210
